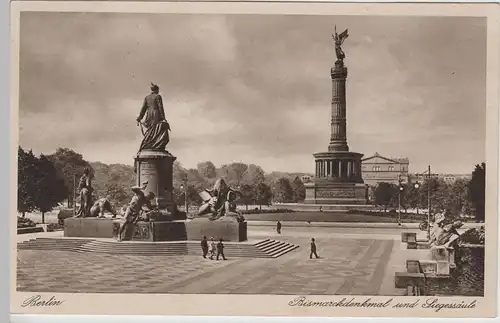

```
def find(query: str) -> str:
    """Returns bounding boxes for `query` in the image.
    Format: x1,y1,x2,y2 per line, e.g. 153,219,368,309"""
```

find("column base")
304,182,368,205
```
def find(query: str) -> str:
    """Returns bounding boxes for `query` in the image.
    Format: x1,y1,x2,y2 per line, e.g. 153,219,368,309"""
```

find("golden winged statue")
332,26,349,62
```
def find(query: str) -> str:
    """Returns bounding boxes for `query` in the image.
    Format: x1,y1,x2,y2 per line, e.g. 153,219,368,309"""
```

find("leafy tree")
374,182,397,212
47,148,93,207
218,162,248,186
272,177,294,203
238,184,254,210
91,162,135,206
468,163,486,222
197,161,217,179
242,164,266,187
33,154,66,223
254,182,273,209
291,176,306,202
17,147,37,217
103,183,132,208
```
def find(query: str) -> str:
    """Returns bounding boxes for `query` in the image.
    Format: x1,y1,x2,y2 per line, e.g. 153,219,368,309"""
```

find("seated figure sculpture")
433,220,463,249
198,178,244,221
89,196,117,218
429,213,446,246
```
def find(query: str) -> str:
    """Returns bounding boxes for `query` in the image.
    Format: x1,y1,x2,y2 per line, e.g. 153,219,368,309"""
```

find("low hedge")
240,208,295,215
17,217,37,228
459,227,485,245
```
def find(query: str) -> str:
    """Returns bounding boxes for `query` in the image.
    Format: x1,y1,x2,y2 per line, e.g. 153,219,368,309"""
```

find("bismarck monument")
65,82,247,241
304,27,368,205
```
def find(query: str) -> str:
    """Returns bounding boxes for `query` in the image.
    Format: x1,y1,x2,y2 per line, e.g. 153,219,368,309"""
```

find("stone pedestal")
186,218,248,242
134,150,185,220
64,218,115,238
111,218,248,242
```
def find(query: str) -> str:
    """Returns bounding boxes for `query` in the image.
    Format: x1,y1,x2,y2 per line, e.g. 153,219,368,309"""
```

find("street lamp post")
413,165,433,240
73,174,77,215
427,165,432,240
180,182,188,214
398,174,403,226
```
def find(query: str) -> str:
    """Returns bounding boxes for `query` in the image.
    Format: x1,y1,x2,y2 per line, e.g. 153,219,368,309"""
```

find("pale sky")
19,13,486,174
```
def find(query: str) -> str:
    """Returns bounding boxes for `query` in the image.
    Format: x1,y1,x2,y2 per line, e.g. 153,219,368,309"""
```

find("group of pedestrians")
200,236,227,260
198,222,320,260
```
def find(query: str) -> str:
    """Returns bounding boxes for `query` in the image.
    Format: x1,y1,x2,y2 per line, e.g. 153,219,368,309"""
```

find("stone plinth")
304,152,367,205
395,272,425,289
186,218,248,242
135,150,183,218
111,218,248,242
64,218,115,238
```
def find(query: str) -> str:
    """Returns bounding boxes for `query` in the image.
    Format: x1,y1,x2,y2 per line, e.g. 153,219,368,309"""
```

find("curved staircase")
18,238,299,259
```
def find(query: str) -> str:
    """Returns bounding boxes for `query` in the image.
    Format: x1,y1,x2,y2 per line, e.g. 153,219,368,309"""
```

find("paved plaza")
17,227,407,295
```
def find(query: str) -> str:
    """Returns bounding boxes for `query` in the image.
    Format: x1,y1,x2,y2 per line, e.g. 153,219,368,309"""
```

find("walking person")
310,238,320,259
201,236,209,258
216,238,227,261
208,237,216,260
276,220,282,234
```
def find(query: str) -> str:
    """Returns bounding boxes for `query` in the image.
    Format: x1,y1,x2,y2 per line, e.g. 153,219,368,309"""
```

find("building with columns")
361,152,410,186
304,30,368,205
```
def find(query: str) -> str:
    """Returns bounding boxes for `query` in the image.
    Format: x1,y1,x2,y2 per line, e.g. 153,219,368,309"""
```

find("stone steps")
17,238,299,259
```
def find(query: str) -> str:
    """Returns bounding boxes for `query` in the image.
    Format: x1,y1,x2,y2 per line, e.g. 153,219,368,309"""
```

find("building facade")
361,152,409,186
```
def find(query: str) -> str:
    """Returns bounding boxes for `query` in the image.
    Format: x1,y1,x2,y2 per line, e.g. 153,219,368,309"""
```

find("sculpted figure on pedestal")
332,26,349,63
434,220,464,248
197,178,245,222
136,83,171,152
89,196,118,218
75,167,93,218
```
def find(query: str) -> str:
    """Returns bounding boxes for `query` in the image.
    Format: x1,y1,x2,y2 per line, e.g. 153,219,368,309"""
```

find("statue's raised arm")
333,26,349,62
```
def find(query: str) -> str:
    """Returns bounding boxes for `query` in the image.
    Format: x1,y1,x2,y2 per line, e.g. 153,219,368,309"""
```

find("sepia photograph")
10,1,499,318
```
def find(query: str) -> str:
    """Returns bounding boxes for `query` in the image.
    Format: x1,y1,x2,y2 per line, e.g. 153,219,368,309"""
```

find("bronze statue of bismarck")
136,83,171,152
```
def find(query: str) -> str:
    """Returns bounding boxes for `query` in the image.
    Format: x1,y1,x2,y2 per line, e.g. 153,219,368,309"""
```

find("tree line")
18,145,486,222
17,146,309,221
372,162,485,222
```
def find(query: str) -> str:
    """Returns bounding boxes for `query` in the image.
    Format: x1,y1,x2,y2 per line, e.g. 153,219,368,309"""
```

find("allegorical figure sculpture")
198,178,245,222
332,25,349,62
136,83,171,152
117,183,156,241
89,196,117,218
428,213,446,246
75,167,93,218
433,221,464,248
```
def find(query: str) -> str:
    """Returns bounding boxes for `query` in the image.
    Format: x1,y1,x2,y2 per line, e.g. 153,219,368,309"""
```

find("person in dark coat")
216,238,227,260
201,236,209,258
310,238,319,259
276,221,282,234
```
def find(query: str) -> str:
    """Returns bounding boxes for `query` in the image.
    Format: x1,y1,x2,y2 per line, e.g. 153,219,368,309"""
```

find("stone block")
111,218,248,242
407,233,417,243
395,272,425,289
402,232,412,243
436,260,450,275
112,220,188,241
406,260,420,273
418,260,437,274
407,242,417,249
64,217,115,238
430,246,449,261
185,218,247,242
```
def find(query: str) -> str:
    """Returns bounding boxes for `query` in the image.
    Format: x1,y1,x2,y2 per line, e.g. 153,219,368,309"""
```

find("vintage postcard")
10,1,500,318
